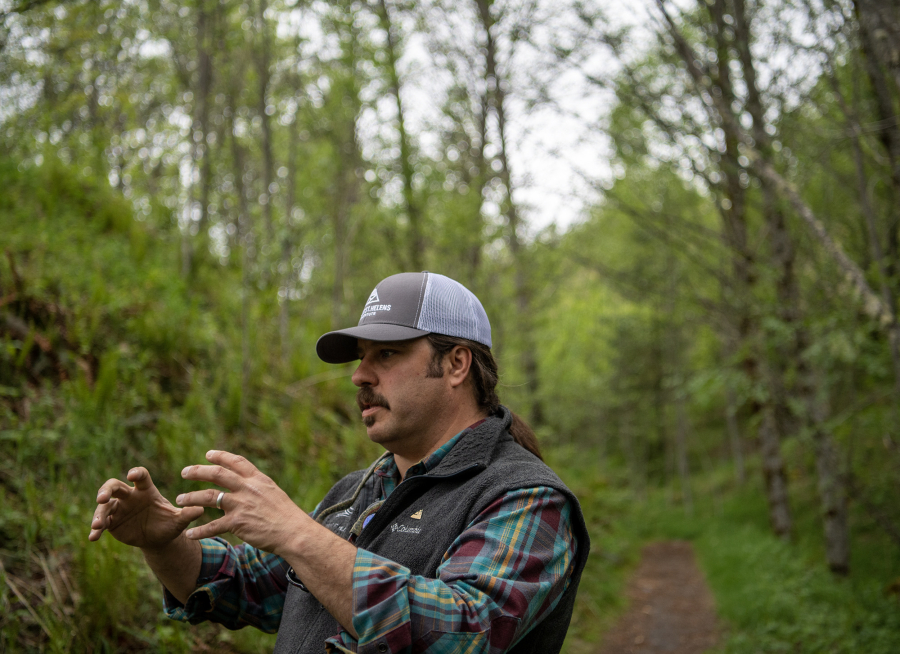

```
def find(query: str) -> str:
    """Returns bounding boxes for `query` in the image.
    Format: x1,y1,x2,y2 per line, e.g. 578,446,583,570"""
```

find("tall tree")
374,0,425,270
256,0,276,246
474,0,544,425
183,0,220,277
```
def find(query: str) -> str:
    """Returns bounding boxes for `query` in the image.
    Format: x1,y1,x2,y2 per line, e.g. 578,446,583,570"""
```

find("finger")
184,516,229,540
179,506,203,529
91,497,118,526
176,506,205,529
89,506,109,541
89,498,119,540
101,499,120,530
206,450,258,476
126,466,156,491
107,485,136,501
175,488,223,509
96,478,131,504
181,464,241,490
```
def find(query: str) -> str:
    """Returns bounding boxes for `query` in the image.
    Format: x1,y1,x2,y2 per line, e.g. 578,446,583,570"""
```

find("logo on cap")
366,289,380,305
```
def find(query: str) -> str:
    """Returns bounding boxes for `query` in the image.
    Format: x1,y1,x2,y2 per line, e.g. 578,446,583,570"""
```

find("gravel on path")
596,541,720,654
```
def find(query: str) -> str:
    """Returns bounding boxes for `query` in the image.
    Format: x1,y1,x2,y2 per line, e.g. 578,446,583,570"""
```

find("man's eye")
380,349,396,358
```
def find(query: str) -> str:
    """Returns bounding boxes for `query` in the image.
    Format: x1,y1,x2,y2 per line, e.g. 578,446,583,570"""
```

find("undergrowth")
0,158,375,652
568,447,900,654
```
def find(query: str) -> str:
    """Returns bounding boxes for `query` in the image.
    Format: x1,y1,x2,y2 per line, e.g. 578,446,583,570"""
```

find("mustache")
356,387,390,412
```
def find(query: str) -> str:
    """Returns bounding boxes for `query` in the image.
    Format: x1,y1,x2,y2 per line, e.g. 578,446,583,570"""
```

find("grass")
691,476,900,654
557,444,900,654
698,521,900,653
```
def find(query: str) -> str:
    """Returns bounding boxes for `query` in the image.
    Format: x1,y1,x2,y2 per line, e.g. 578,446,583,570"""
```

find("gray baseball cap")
316,272,492,363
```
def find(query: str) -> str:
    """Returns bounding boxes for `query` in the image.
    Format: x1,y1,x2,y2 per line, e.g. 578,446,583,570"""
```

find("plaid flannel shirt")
165,428,577,653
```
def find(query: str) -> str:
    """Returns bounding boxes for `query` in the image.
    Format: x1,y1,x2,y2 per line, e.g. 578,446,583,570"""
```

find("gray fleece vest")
273,407,590,654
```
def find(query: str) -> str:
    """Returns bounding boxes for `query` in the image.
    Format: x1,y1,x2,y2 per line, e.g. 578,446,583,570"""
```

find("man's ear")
446,345,473,388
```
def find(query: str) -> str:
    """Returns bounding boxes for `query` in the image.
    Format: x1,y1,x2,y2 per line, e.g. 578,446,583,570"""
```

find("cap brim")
316,324,430,364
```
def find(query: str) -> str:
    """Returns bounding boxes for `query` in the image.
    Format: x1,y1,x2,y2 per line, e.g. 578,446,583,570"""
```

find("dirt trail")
597,541,720,654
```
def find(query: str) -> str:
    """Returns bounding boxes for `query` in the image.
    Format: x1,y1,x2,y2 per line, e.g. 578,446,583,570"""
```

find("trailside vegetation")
2,0,899,651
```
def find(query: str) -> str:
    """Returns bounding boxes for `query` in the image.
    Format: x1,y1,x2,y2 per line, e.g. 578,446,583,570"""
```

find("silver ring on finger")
216,491,226,510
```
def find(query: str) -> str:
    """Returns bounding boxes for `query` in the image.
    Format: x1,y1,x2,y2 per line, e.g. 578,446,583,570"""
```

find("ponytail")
426,334,542,461
510,411,543,460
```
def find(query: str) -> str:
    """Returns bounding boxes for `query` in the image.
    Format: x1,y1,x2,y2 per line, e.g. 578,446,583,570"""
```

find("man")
89,271,589,653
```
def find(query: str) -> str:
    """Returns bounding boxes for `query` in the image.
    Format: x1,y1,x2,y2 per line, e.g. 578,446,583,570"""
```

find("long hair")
426,334,543,460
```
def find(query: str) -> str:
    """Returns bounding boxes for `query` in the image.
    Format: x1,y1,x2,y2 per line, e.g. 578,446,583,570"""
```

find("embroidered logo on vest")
410,509,423,520
390,523,422,534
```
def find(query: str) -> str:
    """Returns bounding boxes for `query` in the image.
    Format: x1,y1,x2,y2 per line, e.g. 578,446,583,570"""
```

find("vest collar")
424,406,513,478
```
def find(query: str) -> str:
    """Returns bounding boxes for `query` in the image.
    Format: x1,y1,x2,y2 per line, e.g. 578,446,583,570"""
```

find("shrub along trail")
597,541,720,654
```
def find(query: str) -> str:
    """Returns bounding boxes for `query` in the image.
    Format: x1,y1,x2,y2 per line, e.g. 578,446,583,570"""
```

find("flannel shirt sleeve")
164,536,290,633
325,486,576,654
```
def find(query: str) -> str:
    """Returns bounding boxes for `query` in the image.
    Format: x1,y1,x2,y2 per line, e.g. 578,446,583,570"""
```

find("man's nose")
352,357,375,387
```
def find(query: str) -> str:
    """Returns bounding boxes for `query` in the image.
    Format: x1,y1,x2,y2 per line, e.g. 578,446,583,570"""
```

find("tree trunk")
474,0,543,425
809,387,850,574
469,93,489,276
229,63,251,432
831,74,900,426
195,0,215,236
280,94,301,368
182,0,215,279
652,318,668,485
450,82,490,279
619,413,642,495
713,0,784,505
724,384,745,485
854,0,900,91
675,391,693,516
657,0,801,536
733,0,799,537
330,120,362,330
331,198,348,330
257,0,275,246
855,0,900,279
376,0,424,270
727,0,798,454
759,400,793,539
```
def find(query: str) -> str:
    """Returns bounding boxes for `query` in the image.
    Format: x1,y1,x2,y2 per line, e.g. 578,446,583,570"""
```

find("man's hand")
89,467,205,550
176,450,314,555
178,450,359,636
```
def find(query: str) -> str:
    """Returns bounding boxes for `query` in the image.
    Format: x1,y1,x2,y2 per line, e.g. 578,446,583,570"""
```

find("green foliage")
557,445,900,654
2,0,900,650
700,521,900,654
0,158,373,651
616,459,900,654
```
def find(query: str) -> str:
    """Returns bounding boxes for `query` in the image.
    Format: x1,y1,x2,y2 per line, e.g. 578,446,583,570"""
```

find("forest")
1,0,900,651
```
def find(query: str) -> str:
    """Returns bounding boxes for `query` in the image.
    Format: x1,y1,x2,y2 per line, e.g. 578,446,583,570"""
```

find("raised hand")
176,450,313,556
177,450,358,633
89,467,205,550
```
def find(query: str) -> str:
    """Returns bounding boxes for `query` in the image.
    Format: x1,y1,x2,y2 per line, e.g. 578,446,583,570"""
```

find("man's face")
352,337,449,454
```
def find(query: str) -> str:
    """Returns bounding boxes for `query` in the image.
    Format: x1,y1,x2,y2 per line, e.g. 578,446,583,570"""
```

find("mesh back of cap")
417,273,492,347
